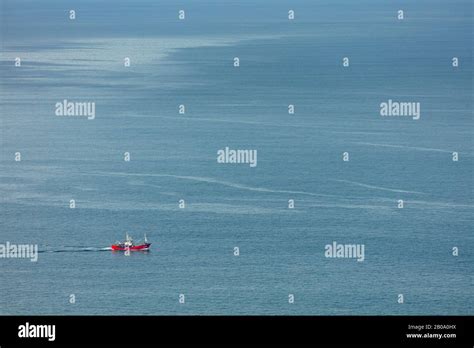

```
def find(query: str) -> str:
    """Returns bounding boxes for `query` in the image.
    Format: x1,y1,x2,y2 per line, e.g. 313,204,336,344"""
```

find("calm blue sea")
0,0,472,315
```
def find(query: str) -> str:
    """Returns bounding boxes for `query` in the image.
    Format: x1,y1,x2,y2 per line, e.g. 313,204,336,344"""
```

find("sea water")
0,0,472,314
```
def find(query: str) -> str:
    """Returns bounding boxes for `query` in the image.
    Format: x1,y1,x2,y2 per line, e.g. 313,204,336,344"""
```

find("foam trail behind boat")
38,246,112,253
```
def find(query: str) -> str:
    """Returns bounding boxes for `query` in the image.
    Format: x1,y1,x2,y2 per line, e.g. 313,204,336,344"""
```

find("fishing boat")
111,234,151,251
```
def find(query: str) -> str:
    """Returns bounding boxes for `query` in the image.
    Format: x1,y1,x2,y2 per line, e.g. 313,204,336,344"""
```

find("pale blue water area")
0,0,472,314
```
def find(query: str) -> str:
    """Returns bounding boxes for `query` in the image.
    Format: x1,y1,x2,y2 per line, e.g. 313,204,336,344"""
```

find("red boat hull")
111,243,151,251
